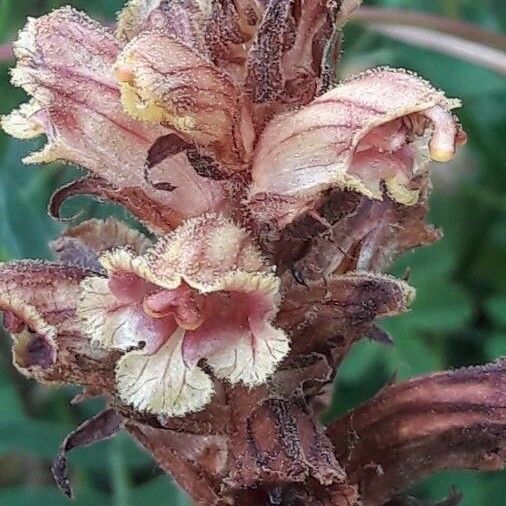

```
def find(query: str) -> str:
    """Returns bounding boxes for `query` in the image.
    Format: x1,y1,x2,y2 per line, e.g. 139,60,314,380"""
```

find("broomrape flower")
248,68,467,226
79,215,288,417
0,7,478,499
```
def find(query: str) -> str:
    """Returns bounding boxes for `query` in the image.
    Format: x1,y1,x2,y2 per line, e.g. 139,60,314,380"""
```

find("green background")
0,0,504,504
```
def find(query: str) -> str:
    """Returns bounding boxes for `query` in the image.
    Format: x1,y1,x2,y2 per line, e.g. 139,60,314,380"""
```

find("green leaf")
339,339,383,383
0,138,62,259
402,282,473,333
131,476,190,505
379,328,444,379
0,486,108,506
0,420,68,458
0,385,26,423
485,297,506,328
485,332,506,361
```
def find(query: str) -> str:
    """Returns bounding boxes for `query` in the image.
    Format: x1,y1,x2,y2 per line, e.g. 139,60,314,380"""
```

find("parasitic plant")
0,1,505,505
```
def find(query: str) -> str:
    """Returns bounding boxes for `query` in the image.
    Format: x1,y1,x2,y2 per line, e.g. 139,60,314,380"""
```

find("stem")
365,25,506,75
327,360,506,505
352,7,506,50
110,436,131,506
351,6,506,75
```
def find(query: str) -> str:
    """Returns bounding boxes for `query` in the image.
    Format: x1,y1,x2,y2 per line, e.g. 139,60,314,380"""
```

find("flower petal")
51,218,151,271
4,7,229,226
0,99,45,139
146,214,268,290
116,327,214,417
115,32,250,167
79,277,144,351
194,274,289,386
249,67,463,225
78,271,176,352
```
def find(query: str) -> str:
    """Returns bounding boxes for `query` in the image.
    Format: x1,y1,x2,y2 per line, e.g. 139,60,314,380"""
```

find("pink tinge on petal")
7,7,232,228
143,285,204,331
249,68,464,225
357,119,407,154
109,272,153,304
181,290,273,365
133,310,178,354
349,144,415,190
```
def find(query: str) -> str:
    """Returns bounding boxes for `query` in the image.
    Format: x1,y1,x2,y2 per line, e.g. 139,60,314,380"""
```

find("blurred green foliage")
0,0,505,504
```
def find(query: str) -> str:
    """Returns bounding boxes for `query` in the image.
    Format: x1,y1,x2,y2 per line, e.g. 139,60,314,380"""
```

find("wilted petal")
245,0,293,103
51,218,151,271
0,261,86,332
249,68,464,226
0,261,90,378
117,0,211,51
278,271,415,353
115,32,251,167
116,327,215,417
52,409,123,499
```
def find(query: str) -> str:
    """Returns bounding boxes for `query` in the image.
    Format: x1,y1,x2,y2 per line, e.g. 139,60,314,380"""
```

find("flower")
79,215,289,417
1,3,494,504
1,6,232,231
248,68,466,226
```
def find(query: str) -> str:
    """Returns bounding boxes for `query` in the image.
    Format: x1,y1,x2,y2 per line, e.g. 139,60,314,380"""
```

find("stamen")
114,66,135,85
143,285,203,330
422,106,459,162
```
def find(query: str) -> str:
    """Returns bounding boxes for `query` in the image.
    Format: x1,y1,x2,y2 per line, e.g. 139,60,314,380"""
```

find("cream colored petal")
116,327,214,416
1,99,45,139
99,248,155,284
79,277,142,350
207,322,289,387
182,271,288,386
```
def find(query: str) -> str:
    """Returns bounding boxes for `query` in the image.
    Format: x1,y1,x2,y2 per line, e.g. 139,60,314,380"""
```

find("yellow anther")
430,148,455,163
114,66,135,85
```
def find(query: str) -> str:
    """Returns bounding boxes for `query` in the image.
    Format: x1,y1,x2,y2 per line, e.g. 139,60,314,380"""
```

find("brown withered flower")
1,1,505,505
